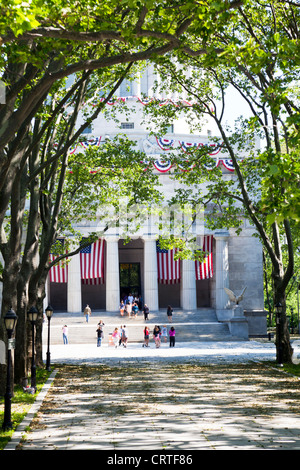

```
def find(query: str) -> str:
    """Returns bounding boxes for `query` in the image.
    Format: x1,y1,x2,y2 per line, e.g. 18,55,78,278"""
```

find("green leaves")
0,0,41,37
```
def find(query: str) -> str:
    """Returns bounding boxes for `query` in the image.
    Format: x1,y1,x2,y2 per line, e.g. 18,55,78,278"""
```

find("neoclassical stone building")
46,66,267,337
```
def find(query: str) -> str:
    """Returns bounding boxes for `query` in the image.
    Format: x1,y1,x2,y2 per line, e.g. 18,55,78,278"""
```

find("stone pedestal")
105,237,120,312
181,259,197,310
143,237,159,311
229,305,249,339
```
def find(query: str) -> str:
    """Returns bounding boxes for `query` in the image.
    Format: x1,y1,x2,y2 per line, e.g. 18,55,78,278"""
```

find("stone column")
43,277,49,311
143,237,159,311
214,230,231,321
180,259,197,310
105,237,120,312
67,251,82,313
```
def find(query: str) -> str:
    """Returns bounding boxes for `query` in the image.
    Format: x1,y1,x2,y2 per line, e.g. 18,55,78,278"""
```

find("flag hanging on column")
49,239,68,283
156,241,181,284
80,238,105,285
195,235,214,280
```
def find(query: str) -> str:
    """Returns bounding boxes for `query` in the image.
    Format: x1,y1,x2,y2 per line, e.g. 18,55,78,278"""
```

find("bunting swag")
195,235,214,280
68,133,236,174
80,239,105,285
156,241,181,284
49,239,68,283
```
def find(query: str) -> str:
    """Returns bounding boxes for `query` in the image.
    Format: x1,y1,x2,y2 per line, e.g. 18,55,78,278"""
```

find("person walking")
125,300,131,317
143,326,150,347
166,305,173,323
169,326,176,347
62,325,68,344
112,327,120,348
84,304,91,323
143,304,150,321
96,324,104,347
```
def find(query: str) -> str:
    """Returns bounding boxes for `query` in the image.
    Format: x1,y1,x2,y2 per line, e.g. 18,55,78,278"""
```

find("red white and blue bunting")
153,156,173,172
156,137,175,151
68,135,235,173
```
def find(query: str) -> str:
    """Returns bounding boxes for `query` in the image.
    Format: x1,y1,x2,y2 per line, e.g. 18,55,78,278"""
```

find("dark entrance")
120,262,141,298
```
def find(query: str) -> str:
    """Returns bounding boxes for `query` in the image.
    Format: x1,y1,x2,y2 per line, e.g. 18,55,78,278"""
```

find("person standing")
166,305,173,323
161,325,168,343
96,324,103,347
169,326,176,347
125,300,131,317
122,325,128,347
119,300,125,316
132,303,139,318
84,304,91,323
62,325,68,344
143,304,150,321
153,325,161,348
143,326,150,347
119,325,124,346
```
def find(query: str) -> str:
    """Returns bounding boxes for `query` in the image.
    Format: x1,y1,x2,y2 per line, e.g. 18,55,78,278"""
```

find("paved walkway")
4,310,300,452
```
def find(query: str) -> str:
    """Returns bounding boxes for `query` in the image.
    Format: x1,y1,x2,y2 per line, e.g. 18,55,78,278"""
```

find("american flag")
195,235,214,280
49,239,68,283
80,238,105,285
156,241,181,284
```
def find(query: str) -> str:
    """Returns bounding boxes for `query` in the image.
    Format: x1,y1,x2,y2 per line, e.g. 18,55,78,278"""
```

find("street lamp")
275,302,283,366
2,307,18,430
45,305,54,371
28,306,38,392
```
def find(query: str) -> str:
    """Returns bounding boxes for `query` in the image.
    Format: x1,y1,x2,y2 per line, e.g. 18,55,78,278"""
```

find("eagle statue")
224,286,247,305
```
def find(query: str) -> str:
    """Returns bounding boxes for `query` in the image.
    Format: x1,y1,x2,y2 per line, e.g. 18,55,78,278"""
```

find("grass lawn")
0,368,53,450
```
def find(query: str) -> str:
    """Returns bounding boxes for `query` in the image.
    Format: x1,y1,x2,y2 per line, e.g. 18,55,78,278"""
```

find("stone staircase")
42,308,244,346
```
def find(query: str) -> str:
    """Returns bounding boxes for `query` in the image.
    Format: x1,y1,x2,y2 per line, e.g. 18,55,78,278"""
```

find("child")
161,325,168,343
119,300,125,316
132,303,139,318
112,327,120,348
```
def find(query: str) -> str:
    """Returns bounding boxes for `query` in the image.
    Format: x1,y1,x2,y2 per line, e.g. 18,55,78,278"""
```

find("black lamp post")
2,307,18,430
275,302,283,366
28,306,38,392
45,305,53,371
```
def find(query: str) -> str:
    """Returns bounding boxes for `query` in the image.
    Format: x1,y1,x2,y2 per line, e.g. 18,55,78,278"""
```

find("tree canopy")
140,0,300,362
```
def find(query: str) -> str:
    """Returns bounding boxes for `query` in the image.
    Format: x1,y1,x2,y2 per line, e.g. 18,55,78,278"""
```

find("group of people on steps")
75,302,176,348
143,324,176,348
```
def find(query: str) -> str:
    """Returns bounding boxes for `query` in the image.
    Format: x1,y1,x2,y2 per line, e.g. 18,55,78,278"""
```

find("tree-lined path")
8,362,300,451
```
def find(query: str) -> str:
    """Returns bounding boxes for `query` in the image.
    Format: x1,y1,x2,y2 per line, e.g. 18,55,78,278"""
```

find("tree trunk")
274,285,293,363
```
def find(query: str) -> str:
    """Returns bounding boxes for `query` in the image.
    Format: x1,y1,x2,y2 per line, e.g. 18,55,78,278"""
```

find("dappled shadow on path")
20,363,300,450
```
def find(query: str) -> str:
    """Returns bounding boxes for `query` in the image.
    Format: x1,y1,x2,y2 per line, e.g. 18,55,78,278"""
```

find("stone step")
42,309,243,345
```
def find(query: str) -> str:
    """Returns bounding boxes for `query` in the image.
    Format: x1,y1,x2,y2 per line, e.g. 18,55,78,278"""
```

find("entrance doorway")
120,262,141,298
